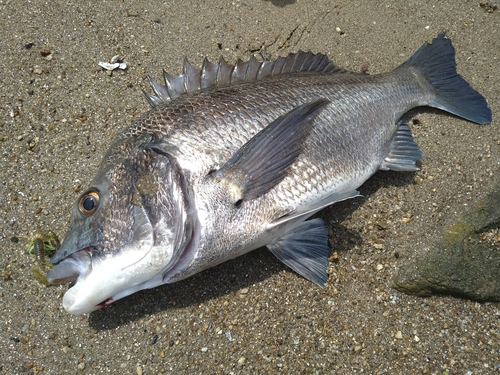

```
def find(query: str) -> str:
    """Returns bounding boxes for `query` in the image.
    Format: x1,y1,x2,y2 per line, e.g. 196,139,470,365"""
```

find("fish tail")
404,33,491,124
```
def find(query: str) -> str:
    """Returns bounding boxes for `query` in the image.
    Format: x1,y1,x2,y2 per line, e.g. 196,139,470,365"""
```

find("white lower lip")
61,255,133,314
61,241,166,314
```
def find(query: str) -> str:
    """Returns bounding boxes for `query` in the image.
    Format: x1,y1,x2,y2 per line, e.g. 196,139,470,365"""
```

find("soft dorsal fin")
144,51,340,107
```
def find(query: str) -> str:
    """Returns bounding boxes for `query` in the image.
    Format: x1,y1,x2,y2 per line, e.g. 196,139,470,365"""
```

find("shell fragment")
98,55,127,71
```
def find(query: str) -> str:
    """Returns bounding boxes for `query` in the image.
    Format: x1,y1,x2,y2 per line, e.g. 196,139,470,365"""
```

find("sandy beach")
0,1,498,373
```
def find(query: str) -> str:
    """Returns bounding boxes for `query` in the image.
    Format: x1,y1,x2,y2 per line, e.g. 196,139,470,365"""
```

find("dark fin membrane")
215,99,329,202
402,33,492,124
380,120,423,171
267,218,329,287
144,51,340,107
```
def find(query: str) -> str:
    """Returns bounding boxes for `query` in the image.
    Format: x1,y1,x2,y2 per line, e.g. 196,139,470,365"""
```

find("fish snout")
46,248,92,285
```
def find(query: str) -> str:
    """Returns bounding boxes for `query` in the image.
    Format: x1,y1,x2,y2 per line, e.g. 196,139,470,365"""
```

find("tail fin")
403,33,491,124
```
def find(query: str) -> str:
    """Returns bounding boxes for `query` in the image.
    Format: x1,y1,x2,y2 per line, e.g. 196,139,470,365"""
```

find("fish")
47,34,492,315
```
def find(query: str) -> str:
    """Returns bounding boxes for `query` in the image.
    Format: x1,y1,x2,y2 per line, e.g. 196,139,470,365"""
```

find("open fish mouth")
46,247,123,314
45,236,178,314
47,248,92,285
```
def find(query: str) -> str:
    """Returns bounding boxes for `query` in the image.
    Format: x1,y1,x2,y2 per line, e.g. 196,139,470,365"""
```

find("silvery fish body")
48,34,491,314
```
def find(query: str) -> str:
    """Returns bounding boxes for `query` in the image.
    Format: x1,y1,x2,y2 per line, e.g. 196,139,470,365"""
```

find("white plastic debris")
98,55,127,71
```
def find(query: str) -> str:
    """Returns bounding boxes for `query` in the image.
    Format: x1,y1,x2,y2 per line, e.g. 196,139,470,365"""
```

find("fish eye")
78,190,100,215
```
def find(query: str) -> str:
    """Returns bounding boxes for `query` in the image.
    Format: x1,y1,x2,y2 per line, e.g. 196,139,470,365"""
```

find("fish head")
48,144,193,314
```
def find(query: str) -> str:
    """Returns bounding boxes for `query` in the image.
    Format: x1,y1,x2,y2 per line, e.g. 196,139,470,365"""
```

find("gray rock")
391,180,500,301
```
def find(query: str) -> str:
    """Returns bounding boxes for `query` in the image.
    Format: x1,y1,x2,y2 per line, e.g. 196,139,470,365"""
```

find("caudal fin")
403,33,491,124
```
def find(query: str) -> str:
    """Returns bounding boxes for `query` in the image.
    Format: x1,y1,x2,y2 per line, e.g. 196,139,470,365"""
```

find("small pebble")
40,48,51,57
237,357,246,366
395,331,403,339
201,347,208,352
239,287,249,299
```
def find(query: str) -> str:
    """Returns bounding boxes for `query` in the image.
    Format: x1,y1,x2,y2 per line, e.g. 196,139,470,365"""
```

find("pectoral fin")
267,218,329,287
215,99,329,201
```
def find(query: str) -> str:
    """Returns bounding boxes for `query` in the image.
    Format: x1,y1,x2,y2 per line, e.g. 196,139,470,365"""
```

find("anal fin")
267,218,329,287
380,120,423,172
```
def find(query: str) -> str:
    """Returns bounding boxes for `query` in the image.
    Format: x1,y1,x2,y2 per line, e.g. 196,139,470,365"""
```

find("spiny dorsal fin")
144,51,339,107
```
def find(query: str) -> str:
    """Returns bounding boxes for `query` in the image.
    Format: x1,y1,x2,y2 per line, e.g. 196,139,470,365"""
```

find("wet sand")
0,1,499,373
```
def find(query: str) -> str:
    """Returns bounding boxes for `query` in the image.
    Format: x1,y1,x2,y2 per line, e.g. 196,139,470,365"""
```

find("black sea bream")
47,34,491,314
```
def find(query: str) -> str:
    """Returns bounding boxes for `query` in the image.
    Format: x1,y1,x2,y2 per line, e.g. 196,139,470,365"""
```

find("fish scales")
151,73,410,191
47,35,491,314
160,84,385,283
131,72,414,196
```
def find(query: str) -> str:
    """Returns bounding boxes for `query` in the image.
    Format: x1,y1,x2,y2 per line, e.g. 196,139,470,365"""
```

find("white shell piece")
98,61,127,71
98,61,120,70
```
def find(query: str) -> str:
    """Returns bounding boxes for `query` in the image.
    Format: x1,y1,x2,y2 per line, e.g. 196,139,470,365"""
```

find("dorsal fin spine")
201,57,218,89
146,74,171,102
245,56,261,81
281,52,298,73
163,70,184,99
146,51,338,107
183,58,201,93
218,56,233,86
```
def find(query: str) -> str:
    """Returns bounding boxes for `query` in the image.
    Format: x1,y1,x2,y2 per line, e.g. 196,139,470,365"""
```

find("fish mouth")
46,237,172,314
46,247,124,313
47,248,93,285
46,245,144,313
